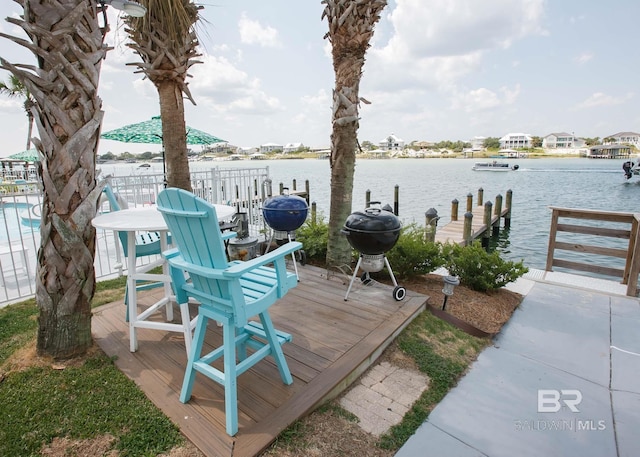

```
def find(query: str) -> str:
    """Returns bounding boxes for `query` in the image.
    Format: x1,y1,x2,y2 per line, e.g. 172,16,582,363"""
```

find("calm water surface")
102,157,640,271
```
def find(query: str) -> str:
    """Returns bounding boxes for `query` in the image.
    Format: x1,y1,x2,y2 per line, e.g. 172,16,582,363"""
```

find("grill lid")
262,190,309,232
343,204,401,234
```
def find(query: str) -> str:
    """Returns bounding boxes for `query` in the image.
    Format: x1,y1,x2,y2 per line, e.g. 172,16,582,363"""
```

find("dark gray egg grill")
341,202,406,301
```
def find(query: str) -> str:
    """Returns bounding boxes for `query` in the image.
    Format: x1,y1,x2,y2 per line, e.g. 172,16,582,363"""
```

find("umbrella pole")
162,149,167,188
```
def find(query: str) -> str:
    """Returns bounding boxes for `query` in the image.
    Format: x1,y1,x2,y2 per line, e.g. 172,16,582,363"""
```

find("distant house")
259,142,283,153
499,133,532,149
587,144,632,159
542,132,584,149
605,132,640,148
469,136,486,151
283,142,304,154
379,134,404,151
237,146,258,155
411,141,433,149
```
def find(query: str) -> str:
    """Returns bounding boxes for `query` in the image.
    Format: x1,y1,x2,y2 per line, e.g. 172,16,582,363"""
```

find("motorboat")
472,161,519,171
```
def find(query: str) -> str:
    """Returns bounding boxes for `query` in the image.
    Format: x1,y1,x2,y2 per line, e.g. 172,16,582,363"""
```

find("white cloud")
576,92,634,109
381,0,546,58
238,13,281,48
190,54,282,114
574,53,593,64
366,0,545,93
0,97,22,112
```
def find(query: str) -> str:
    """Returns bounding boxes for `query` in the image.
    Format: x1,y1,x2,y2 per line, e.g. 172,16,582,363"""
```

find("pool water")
0,202,39,243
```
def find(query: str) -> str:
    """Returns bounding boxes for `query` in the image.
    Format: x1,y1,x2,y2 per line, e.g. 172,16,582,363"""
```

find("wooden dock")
91,263,427,457
433,189,512,245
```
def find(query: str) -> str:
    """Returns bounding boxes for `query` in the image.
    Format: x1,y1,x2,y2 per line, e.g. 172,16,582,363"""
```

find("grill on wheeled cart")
262,189,308,279
341,202,406,301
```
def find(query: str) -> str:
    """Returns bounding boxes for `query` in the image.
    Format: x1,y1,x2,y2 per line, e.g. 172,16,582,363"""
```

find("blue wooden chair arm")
221,231,237,241
223,241,302,278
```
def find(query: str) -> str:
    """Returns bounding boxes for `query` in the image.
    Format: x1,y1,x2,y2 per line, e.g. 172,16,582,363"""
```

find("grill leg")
344,256,363,301
288,232,300,281
384,256,399,287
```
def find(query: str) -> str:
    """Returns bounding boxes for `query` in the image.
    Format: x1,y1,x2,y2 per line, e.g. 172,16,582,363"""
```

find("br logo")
537,389,582,413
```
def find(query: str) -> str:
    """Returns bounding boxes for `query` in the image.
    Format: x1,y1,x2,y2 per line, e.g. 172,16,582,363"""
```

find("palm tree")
322,0,387,268
124,0,202,191
0,74,35,150
0,1,108,359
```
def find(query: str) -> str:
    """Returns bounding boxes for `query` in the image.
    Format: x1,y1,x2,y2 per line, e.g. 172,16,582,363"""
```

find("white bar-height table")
92,205,236,352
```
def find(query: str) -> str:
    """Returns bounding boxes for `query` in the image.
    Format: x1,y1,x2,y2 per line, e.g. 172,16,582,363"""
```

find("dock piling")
477,187,484,206
425,208,439,243
504,189,513,228
493,194,503,236
394,185,399,216
451,199,459,221
482,201,493,248
463,212,473,246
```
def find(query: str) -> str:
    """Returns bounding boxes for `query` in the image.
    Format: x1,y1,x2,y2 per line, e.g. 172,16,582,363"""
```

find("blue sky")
1,0,639,156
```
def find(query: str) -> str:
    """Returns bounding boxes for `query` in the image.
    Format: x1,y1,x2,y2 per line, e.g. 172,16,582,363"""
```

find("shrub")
443,241,528,292
296,215,329,262
384,223,446,280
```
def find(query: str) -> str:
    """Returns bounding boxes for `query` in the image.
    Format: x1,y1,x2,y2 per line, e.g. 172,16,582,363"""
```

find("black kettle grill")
262,188,308,279
341,202,406,301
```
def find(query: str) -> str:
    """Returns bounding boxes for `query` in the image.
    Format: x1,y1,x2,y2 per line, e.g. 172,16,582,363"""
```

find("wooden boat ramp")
92,263,427,457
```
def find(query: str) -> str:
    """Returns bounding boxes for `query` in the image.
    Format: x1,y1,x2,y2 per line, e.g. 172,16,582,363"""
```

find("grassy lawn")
0,276,491,456
0,277,187,457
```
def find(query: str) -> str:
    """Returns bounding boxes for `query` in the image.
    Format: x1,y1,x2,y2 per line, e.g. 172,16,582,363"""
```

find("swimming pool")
0,202,39,244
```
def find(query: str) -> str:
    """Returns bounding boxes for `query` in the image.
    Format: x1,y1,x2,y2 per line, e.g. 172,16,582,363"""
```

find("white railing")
1,166,271,306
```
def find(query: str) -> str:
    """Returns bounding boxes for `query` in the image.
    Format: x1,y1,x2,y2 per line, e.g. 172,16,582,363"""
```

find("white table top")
92,205,236,232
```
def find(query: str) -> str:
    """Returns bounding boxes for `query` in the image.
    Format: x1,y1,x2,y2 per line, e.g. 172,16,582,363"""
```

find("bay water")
101,157,639,271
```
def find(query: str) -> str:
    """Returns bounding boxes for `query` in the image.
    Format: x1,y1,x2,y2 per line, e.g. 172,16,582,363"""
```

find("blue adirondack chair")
156,188,301,436
101,185,166,320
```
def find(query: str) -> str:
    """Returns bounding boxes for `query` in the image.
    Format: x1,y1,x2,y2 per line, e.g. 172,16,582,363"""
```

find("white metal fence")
0,166,271,307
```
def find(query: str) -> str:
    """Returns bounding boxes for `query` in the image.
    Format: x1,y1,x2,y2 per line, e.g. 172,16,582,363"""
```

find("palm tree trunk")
0,0,107,359
158,81,192,191
26,111,34,150
323,0,387,269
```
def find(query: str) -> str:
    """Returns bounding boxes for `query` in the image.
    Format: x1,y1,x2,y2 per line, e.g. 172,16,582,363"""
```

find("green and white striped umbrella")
100,116,226,145
8,148,41,162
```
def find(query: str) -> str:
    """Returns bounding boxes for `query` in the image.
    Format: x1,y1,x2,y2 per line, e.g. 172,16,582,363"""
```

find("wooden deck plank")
91,263,427,457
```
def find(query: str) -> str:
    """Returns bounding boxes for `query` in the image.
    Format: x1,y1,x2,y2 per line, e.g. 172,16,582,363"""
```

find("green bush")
443,242,528,292
384,224,446,280
296,215,329,261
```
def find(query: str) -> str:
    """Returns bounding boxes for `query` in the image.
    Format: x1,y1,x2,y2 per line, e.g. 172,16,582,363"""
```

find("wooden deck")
92,263,427,457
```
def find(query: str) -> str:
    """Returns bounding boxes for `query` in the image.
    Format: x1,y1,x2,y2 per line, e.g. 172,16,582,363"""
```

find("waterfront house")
499,133,532,149
283,142,304,154
379,133,404,151
604,132,640,148
469,136,486,151
259,142,283,153
542,132,585,149
587,144,632,159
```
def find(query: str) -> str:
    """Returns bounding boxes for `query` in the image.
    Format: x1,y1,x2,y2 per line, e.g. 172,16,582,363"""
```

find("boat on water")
138,163,151,168
472,161,519,171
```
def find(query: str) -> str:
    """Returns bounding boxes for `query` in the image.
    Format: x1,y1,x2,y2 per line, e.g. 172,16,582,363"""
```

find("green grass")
378,311,489,449
0,298,38,366
0,278,185,457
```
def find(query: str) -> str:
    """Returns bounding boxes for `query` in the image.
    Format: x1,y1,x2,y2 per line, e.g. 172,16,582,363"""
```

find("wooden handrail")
546,206,640,296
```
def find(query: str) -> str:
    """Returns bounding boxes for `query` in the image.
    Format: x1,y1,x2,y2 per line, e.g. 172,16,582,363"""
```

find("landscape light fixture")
441,275,460,311
101,0,147,17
